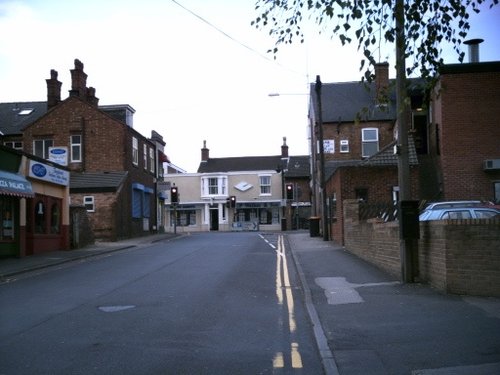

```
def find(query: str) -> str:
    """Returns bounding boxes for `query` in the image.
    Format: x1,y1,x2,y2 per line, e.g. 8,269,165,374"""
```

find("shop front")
25,159,70,255
0,145,70,257
0,170,34,257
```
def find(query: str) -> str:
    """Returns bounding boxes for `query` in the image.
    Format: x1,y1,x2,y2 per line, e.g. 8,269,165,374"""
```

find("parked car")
419,201,500,221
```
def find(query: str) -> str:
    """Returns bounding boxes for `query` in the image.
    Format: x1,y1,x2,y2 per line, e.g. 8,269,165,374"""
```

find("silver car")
419,201,500,221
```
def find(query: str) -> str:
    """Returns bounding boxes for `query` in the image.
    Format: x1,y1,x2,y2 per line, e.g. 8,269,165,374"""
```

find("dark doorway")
210,208,219,231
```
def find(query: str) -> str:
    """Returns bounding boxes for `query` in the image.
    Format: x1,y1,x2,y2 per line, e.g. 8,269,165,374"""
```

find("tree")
253,0,498,282
252,0,498,83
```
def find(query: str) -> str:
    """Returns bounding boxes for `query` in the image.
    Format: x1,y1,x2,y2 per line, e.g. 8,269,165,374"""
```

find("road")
0,232,323,374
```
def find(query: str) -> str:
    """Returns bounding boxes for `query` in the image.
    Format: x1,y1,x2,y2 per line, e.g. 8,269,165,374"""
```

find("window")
0,197,15,240
441,210,472,220
475,210,498,219
330,193,337,219
143,190,152,218
208,178,218,195
362,128,379,157
172,209,196,226
18,108,33,115
340,140,349,153
260,175,271,195
143,144,148,170
70,135,82,162
132,137,138,165
355,188,368,202
33,139,53,159
50,203,60,234
35,201,46,233
149,148,155,173
132,185,143,218
4,141,23,150
201,176,227,197
494,182,500,204
84,196,95,212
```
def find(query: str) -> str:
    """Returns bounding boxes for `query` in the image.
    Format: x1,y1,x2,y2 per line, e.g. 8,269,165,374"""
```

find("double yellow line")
274,234,303,369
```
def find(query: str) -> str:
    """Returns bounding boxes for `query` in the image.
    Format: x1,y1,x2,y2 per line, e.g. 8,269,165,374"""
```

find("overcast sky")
1,0,499,172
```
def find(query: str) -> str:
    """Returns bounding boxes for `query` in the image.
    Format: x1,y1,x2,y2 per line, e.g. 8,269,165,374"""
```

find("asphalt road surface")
0,232,323,374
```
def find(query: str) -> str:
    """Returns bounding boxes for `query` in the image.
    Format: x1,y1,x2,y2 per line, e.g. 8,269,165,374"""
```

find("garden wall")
343,200,500,296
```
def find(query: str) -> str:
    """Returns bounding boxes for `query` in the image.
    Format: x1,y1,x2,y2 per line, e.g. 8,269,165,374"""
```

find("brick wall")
328,166,419,244
436,69,500,201
323,120,395,161
22,97,126,173
70,205,95,248
343,199,500,296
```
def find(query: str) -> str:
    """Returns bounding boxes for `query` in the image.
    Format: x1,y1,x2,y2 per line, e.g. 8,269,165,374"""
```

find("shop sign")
49,147,68,166
29,160,69,186
0,171,34,197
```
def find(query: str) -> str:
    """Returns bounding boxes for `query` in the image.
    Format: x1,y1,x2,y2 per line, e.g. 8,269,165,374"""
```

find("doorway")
210,208,219,231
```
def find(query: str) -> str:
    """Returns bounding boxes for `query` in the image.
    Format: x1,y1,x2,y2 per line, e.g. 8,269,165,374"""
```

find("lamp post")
276,164,287,231
314,75,329,241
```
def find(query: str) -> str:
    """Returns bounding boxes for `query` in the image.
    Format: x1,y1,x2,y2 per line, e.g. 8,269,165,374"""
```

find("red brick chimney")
69,59,88,99
46,69,62,109
201,140,209,161
374,62,389,101
281,136,289,158
86,87,99,107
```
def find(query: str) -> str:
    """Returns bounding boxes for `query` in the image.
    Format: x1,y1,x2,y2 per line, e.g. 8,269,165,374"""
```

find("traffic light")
229,195,236,208
286,183,294,200
170,186,178,204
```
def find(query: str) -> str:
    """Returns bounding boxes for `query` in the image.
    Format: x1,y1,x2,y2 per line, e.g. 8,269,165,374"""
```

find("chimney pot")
464,38,484,63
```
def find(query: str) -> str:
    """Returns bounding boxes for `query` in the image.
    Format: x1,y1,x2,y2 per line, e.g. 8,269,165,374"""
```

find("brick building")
309,63,423,243
309,47,500,244
429,60,500,202
163,138,311,232
1,59,169,243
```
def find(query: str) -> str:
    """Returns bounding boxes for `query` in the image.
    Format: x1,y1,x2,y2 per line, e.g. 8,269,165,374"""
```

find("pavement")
1,231,500,375
0,232,179,281
285,231,500,375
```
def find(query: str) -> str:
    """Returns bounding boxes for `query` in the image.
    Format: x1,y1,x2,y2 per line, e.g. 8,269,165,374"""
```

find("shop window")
35,201,46,233
171,209,196,226
51,203,60,234
1,198,15,240
132,187,142,218
143,192,151,218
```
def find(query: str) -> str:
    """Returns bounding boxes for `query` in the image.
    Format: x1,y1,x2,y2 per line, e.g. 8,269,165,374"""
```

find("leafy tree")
252,0,498,83
253,0,497,281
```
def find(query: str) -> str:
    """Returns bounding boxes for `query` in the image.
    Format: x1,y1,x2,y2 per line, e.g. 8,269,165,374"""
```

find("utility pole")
315,75,329,241
395,0,415,283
